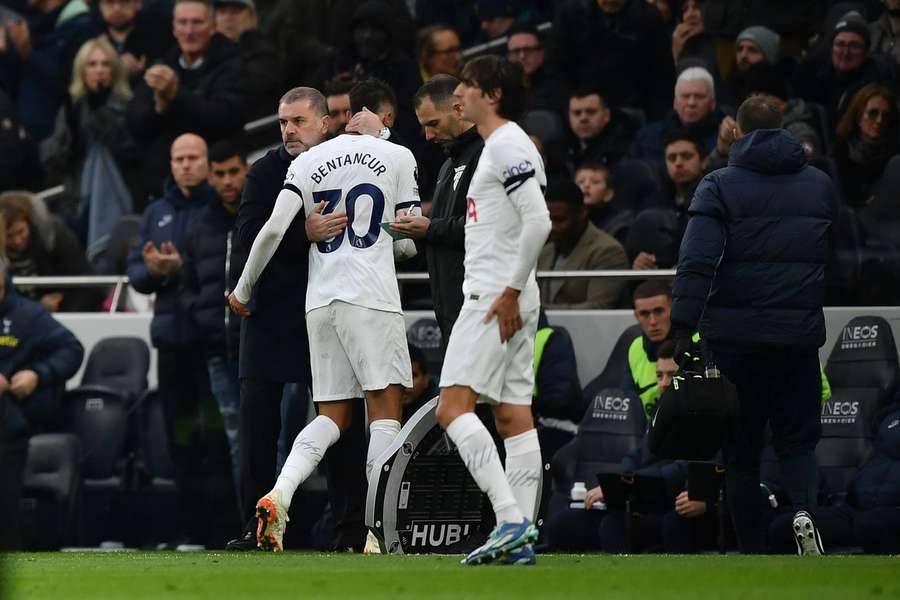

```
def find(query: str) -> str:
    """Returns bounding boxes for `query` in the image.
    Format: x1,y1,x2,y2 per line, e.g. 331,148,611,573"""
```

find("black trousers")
0,442,27,550
712,346,822,553
321,399,367,551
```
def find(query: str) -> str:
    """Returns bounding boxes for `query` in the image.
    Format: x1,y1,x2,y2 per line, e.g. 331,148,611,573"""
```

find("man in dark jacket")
0,266,84,549
671,97,837,554
389,75,482,353
179,140,249,507
126,0,249,196
226,87,353,551
97,0,172,85
547,0,675,121
565,87,638,175
126,132,216,542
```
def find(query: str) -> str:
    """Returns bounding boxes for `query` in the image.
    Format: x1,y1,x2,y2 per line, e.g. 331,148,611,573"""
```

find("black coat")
425,126,482,340
126,34,249,195
847,404,900,511
180,198,246,362
235,146,311,383
566,110,638,175
671,129,837,350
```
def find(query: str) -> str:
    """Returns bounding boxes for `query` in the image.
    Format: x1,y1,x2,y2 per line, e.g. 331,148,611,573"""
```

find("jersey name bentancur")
463,122,547,312
284,134,420,313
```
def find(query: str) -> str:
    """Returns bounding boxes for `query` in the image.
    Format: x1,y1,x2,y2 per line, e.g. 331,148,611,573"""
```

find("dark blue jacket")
846,404,900,511
0,277,84,448
671,129,837,350
126,178,213,349
235,146,311,383
628,108,724,175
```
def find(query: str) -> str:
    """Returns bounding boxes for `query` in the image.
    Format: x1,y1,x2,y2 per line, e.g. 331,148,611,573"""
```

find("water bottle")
570,481,586,502
704,363,720,379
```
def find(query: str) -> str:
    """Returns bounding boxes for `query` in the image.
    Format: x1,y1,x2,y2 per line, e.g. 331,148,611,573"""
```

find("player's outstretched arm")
230,187,304,313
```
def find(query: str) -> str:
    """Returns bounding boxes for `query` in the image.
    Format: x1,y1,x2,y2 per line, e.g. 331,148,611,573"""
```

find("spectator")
794,13,897,130
97,0,172,85
126,132,217,544
0,191,103,312
709,63,822,171
0,263,84,550
566,87,638,174
387,75,481,353
548,0,675,121
720,26,781,105
671,97,837,554
0,88,42,194
642,129,706,215
126,0,249,197
179,139,249,509
671,0,717,75
324,73,355,139
831,83,899,207
869,0,900,67
629,67,725,177
575,161,632,243
506,23,553,111
417,25,462,80
41,36,142,255
213,0,280,119
475,0,516,44
0,0,98,141
538,178,629,309
402,344,438,422
624,280,676,419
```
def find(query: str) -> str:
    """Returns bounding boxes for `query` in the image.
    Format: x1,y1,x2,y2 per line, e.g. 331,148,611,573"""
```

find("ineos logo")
822,401,859,417
409,321,441,349
842,325,879,341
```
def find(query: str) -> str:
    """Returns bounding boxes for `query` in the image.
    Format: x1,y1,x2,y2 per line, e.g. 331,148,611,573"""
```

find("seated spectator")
97,0,172,85
548,0,675,121
538,179,629,309
869,0,900,67
794,13,897,130
41,36,142,252
671,0,718,75
859,155,900,250
324,73,355,139
708,64,822,171
768,402,900,555
643,128,705,214
401,344,438,423
0,191,104,312
629,67,725,179
532,311,584,460
506,24,554,112
719,25,781,106
214,0,280,119
474,0,516,45
0,263,84,550
416,25,462,80
831,83,899,207
565,87,639,175
0,86,44,194
126,0,249,197
575,161,633,244
0,0,97,141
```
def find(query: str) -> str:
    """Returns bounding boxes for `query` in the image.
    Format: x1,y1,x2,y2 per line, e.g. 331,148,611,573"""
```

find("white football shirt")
462,122,547,312
234,134,420,314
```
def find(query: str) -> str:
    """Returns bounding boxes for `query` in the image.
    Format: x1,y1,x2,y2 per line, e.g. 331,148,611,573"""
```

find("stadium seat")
522,109,567,147
585,323,642,393
550,386,645,514
610,159,659,213
624,208,682,268
90,215,142,275
819,316,899,499
20,433,82,550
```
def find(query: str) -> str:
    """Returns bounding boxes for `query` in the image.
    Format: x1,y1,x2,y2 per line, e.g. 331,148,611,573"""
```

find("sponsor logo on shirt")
158,214,174,228
502,160,534,181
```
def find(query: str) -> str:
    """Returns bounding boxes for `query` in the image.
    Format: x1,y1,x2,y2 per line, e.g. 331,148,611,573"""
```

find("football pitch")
2,552,896,600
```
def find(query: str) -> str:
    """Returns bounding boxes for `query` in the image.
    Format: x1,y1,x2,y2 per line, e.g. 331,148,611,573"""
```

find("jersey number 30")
314,184,385,254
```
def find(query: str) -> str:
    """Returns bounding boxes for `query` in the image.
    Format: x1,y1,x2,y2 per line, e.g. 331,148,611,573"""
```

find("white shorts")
439,306,539,405
306,301,412,402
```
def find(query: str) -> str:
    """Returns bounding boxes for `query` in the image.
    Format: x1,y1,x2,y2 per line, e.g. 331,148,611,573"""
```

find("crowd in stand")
1,0,900,553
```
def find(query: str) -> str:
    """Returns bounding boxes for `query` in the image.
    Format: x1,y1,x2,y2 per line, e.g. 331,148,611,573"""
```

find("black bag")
647,366,738,460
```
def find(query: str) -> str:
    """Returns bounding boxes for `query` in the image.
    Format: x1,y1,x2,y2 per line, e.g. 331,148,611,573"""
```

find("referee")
671,96,837,554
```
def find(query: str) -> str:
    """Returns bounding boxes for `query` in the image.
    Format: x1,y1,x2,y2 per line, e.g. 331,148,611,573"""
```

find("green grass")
2,552,897,600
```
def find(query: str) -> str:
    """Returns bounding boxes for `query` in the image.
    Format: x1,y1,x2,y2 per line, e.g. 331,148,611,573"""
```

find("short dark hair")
569,85,606,105
547,178,585,208
208,140,245,164
350,79,398,115
736,96,783,133
460,55,525,121
657,339,676,360
575,160,610,178
662,128,706,159
408,344,427,372
506,23,542,44
324,72,356,97
633,280,672,303
414,74,460,111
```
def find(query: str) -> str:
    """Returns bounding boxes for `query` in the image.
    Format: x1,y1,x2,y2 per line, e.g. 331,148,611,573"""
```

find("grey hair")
279,87,328,118
676,66,715,99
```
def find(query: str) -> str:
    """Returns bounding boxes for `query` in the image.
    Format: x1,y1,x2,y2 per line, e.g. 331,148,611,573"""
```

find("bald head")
171,133,209,194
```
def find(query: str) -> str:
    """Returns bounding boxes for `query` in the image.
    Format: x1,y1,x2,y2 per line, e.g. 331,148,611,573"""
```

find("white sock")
445,412,523,524
273,415,341,505
366,419,401,482
504,429,542,522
